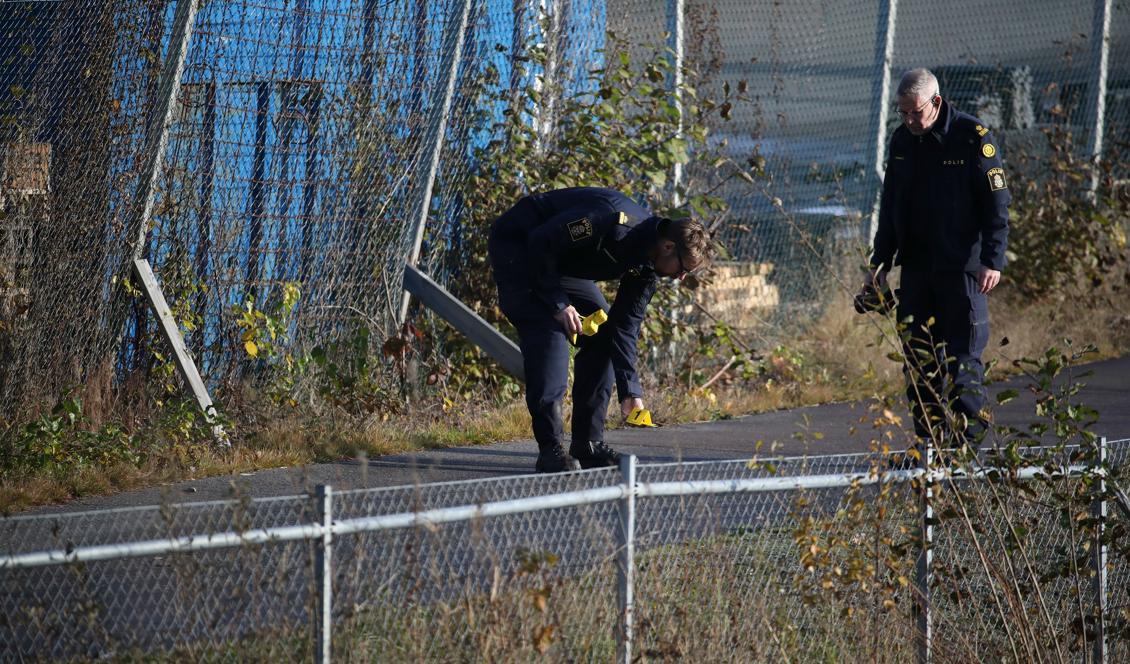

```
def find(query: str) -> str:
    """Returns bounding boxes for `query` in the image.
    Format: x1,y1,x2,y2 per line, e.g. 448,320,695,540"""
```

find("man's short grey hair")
897,68,940,101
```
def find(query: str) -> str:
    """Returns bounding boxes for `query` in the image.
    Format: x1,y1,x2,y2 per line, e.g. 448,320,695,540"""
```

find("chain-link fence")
3,441,1128,661
610,0,1130,315
0,0,1127,424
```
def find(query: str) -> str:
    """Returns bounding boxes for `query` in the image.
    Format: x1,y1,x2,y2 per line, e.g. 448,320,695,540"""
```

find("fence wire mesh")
2,443,1128,661
1,0,1127,428
610,0,1130,318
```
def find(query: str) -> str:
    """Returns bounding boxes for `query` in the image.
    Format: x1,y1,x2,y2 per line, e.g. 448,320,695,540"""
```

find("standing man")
863,68,1010,446
489,187,713,473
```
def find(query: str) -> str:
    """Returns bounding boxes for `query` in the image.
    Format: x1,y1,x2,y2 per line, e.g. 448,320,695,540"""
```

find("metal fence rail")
3,439,1128,662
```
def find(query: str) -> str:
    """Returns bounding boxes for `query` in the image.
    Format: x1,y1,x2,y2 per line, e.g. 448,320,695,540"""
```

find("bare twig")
977,476,1065,664
699,355,737,392
1110,478,1130,520
946,480,1027,663
313,304,386,338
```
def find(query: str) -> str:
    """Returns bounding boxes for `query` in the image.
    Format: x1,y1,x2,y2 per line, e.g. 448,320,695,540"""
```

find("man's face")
897,91,940,135
654,240,702,281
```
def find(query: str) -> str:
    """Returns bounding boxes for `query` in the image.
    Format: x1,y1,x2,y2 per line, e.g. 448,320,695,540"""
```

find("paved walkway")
27,356,1129,515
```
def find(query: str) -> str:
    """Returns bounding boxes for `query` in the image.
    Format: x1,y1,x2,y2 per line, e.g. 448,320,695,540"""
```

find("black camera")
853,284,896,314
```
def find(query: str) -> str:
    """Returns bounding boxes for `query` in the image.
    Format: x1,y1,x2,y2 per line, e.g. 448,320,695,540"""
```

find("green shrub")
1006,126,1129,300
2,396,144,477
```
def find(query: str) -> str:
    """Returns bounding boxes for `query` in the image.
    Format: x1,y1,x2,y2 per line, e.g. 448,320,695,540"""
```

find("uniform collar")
925,99,954,145
633,216,663,270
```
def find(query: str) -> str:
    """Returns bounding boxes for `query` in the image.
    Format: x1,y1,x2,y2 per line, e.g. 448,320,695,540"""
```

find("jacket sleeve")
525,208,615,311
607,268,658,401
870,141,900,272
974,129,1011,271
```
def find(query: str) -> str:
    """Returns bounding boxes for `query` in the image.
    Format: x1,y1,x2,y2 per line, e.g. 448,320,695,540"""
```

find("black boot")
569,440,622,469
535,444,581,473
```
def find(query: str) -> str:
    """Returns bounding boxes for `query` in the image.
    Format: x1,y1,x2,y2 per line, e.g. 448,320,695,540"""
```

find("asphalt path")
25,355,1129,516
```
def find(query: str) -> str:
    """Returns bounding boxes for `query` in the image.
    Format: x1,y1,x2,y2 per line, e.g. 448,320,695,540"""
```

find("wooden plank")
133,258,228,442
403,265,524,382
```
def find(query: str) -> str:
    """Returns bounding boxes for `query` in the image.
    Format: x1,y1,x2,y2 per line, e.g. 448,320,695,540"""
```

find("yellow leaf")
244,340,259,357
533,625,556,654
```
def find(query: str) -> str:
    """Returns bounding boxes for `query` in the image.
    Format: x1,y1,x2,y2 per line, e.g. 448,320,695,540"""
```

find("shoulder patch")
987,167,1007,191
981,143,996,158
975,124,989,137
566,217,593,242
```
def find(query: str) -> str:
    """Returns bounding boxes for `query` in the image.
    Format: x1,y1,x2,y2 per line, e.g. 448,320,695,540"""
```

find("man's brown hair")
661,218,714,269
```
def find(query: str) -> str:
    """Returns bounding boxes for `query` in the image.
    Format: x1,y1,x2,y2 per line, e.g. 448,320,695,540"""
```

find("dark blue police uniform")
489,187,660,464
871,99,1010,442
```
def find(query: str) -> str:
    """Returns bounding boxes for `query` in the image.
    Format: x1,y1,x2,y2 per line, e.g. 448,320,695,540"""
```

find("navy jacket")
490,187,660,398
871,100,1011,273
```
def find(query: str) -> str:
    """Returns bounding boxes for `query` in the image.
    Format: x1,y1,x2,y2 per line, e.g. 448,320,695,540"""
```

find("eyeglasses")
675,247,701,278
896,93,938,119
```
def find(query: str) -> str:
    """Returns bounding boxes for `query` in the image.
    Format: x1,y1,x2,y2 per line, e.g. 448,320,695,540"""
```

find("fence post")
666,0,685,206
1092,437,1108,664
915,443,933,664
315,485,333,664
398,0,474,325
129,0,200,260
617,454,637,664
1086,0,1113,197
865,0,899,245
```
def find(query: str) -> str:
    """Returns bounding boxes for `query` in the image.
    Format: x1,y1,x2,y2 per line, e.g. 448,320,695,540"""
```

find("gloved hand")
853,283,896,314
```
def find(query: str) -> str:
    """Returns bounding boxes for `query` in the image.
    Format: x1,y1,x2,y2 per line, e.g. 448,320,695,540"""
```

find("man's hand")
621,397,644,419
553,305,583,336
854,268,894,314
977,266,1001,294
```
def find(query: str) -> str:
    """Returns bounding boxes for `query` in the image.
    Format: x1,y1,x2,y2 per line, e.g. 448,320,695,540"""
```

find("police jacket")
870,100,1010,273
490,187,660,398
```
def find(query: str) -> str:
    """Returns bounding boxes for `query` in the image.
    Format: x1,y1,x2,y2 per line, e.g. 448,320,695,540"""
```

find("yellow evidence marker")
569,309,609,345
626,408,656,428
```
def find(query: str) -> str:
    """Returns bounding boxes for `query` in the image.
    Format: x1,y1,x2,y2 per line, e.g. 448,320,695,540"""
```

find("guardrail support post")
315,485,333,664
617,455,637,664
1092,437,1108,664
915,444,933,664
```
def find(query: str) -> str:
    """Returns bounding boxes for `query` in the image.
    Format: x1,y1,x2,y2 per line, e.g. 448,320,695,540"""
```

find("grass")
2,277,1128,515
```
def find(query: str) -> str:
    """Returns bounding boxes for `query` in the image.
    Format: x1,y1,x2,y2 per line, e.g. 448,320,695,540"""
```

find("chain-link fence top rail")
3,442,1125,555
1,441,1127,660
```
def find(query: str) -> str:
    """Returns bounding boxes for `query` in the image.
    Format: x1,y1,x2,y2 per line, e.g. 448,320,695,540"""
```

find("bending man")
489,187,713,472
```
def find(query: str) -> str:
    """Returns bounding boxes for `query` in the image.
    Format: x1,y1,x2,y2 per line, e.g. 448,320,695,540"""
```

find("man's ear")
659,239,676,255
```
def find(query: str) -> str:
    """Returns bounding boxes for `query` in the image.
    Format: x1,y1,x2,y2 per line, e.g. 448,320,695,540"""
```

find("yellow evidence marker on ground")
626,408,656,428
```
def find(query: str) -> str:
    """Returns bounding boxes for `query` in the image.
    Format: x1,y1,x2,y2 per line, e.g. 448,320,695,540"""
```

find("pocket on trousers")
969,315,989,356
965,274,989,355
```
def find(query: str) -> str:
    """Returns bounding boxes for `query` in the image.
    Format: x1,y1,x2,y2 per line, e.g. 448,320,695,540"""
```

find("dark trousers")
896,269,990,443
494,279,614,451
